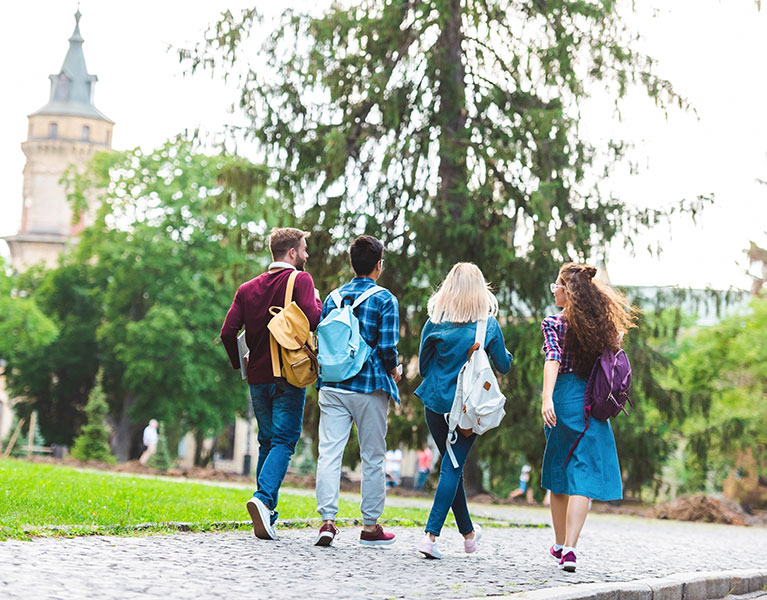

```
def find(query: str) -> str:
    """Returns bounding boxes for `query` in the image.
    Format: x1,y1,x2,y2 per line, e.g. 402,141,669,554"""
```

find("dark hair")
350,235,384,276
558,262,638,378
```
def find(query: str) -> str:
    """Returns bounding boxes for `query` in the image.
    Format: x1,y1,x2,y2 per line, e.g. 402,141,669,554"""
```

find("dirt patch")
652,494,753,526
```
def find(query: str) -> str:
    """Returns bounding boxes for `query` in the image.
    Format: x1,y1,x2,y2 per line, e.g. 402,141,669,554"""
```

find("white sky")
1,1,765,291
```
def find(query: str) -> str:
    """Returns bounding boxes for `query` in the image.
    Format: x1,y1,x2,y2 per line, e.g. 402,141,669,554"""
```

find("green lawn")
0,458,430,539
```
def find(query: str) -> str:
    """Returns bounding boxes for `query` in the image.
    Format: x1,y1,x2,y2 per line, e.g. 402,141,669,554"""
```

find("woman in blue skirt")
540,263,636,572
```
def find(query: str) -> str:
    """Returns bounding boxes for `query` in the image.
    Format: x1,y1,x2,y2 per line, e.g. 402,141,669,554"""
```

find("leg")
564,494,590,548
349,390,388,527
550,492,568,546
315,388,354,523
253,382,305,519
423,408,476,538
249,383,274,484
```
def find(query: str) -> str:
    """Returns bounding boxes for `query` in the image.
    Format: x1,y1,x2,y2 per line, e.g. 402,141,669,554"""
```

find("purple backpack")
564,347,632,466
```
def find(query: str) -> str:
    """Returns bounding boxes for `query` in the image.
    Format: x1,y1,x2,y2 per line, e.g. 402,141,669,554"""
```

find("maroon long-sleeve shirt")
220,268,323,384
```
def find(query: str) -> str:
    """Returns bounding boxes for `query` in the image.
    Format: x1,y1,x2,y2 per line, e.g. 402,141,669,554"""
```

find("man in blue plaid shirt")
314,235,402,548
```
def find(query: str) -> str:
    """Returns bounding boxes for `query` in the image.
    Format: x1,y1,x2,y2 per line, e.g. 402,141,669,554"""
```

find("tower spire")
30,9,112,122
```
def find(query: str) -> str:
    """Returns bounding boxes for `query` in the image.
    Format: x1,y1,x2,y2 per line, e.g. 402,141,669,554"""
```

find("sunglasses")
549,283,565,293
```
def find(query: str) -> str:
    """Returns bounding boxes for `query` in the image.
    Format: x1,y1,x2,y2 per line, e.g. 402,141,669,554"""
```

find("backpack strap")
269,270,301,380
475,319,487,348
329,289,343,309
284,270,299,307
350,285,385,309
270,332,282,378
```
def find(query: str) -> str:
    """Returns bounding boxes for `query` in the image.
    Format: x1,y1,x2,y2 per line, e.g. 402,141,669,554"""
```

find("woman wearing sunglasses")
541,263,637,572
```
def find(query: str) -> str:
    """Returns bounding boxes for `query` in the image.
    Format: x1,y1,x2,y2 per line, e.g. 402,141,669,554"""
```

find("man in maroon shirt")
220,227,322,540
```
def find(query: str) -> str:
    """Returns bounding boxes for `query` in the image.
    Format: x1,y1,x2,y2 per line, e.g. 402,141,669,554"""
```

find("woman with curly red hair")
540,263,637,572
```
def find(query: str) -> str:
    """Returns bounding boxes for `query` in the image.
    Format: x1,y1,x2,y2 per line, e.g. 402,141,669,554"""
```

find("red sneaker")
314,522,339,547
359,524,397,546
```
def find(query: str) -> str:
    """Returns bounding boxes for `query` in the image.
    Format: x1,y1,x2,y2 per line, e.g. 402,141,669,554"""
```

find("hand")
541,396,556,428
314,287,321,300
389,365,402,384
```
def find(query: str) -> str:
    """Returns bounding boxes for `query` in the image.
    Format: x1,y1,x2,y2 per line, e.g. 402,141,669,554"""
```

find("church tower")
3,10,113,270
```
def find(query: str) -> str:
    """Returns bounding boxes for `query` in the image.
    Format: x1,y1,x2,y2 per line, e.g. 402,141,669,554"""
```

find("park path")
2,492,766,600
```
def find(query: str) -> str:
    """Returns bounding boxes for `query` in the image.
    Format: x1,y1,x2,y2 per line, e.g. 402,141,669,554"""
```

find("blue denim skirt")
541,373,623,501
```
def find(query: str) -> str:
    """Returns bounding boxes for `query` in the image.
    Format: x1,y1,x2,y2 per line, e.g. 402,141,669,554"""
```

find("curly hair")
558,263,638,378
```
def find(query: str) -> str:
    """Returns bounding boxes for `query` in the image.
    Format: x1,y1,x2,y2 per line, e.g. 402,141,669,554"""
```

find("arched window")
81,125,90,141
49,122,58,138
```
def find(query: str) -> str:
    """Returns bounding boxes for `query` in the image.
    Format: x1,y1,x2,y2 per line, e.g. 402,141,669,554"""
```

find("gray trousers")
315,386,389,525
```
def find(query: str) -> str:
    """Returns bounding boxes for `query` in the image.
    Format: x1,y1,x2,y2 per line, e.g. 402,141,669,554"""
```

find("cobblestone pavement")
2,501,767,600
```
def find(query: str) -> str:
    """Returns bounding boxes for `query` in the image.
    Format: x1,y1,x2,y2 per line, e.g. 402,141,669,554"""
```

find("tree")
67,140,287,461
0,257,58,385
5,262,100,445
190,1,707,493
71,374,115,463
147,424,173,471
671,298,767,495
10,140,289,462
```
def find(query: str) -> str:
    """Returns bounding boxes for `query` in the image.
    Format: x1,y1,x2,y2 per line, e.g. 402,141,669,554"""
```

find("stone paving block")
637,577,683,600
730,571,765,595
507,585,597,599
615,582,653,600
706,575,732,599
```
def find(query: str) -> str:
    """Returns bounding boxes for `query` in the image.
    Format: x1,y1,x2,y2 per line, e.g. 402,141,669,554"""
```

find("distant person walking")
540,263,636,572
220,227,322,541
415,446,433,490
385,448,403,487
508,464,533,503
139,419,159,465
414,263,513,559
313,235,401,548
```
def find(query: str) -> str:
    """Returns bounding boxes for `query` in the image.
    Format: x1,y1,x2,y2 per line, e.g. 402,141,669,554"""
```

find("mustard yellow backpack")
267,270,318,388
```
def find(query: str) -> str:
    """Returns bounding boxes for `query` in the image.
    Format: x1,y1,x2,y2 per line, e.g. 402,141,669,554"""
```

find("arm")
540,316,563,427
417,320,435,378
377,294,400,377
220,288,244,370
294,272,323,329
486,318,513,374
542,360,559,428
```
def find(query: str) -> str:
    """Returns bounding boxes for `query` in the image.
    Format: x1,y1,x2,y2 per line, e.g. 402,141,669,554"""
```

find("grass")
0,458,431,540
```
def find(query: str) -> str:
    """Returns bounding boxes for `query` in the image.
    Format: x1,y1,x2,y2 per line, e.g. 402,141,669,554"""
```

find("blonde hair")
427,263,499,324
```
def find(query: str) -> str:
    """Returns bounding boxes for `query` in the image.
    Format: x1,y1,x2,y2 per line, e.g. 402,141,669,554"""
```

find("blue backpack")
317,286,385,383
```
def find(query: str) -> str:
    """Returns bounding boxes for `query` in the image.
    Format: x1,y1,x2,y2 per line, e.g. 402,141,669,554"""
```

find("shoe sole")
359,538,396,546
247,499,275,540
314,532,335,547
562,562,576,572
418,550,442,559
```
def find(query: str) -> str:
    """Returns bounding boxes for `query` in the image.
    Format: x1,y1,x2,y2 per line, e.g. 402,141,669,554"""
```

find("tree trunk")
436,0,468,223
462,452,485,497
110,393,135,463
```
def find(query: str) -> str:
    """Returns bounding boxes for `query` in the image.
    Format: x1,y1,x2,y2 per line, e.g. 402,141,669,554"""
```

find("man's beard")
295,257,306,271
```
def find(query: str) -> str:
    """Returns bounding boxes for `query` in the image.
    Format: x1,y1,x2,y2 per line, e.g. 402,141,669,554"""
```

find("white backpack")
445,319,506,468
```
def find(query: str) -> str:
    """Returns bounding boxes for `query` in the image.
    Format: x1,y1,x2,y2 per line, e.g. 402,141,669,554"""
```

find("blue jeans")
250,382,306,523
424,407,476,536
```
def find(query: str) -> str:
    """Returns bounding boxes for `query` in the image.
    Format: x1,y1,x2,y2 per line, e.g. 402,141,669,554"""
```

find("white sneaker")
418,535,443,559
246,497,276,540
464,524,482,554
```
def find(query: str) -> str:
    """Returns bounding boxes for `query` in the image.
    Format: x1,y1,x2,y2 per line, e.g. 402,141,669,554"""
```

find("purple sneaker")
559,550,577,572
549,545,562,561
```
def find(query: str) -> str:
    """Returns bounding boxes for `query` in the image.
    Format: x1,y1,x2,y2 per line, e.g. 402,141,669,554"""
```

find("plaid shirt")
541,312,574,374
318,277,400,403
